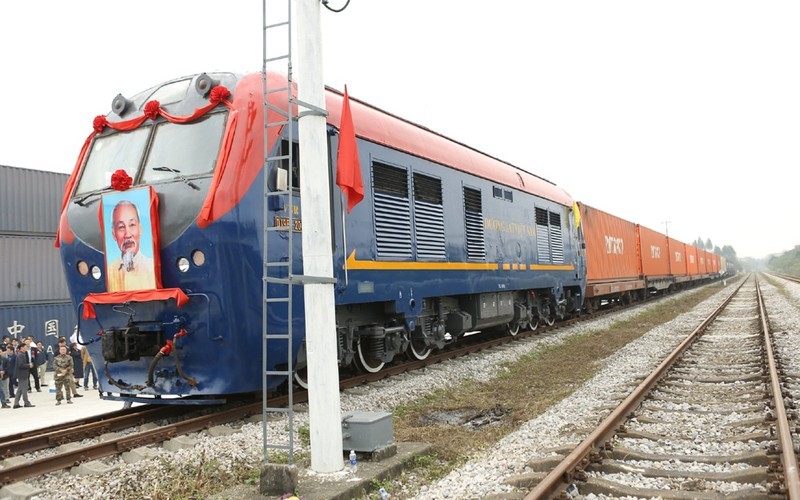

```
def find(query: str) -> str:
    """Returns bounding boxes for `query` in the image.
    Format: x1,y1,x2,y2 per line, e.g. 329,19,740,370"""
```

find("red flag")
336,86,364,213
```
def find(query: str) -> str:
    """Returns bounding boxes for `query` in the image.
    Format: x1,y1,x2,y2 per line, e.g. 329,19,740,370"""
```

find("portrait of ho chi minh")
102,188,159,292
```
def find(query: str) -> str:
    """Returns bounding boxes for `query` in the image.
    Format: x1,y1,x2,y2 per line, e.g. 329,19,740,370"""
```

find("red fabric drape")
335,86,364,213
82,288,190,319
148,186,163,289
55,133,95,247
197,109,239,228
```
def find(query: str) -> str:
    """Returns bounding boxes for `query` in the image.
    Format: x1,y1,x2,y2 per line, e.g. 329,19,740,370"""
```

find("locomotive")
57,71,585,403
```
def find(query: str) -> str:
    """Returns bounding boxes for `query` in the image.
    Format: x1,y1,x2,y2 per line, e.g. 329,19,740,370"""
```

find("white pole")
295,0,344,473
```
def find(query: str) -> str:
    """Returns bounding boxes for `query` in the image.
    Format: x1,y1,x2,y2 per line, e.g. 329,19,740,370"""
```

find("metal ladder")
261,0,296,465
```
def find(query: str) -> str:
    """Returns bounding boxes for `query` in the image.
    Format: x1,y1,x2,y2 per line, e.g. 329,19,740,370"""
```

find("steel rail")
0,398,277,486
0,405,191,458
769,272,800,285
756,278,800,498
0,405,153,447
525,278,747,499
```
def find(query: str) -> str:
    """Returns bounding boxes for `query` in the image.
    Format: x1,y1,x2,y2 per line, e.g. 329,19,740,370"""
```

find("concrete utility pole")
296,0,344,473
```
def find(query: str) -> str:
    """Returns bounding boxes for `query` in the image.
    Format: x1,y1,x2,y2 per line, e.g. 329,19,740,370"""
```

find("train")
56,71,724,403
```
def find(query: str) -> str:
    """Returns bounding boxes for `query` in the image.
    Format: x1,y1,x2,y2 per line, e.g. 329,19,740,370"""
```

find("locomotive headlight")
77,261,89,276
178,257,191,273
191,250,206,267
90,266,102,280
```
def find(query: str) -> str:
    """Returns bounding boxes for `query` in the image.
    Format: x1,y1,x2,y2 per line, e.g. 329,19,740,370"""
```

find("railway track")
0,279,718,490
526,275,800,499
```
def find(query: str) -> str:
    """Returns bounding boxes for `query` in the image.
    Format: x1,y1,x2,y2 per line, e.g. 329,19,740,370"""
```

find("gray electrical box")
341,411,394,452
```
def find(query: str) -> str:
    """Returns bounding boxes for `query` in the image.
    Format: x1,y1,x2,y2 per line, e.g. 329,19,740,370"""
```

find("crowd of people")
0,335,98,409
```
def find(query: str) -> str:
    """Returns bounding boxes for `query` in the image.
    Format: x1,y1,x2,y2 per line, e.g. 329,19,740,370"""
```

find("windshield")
142,113,227,183
73,111,227,197
75,127,150,195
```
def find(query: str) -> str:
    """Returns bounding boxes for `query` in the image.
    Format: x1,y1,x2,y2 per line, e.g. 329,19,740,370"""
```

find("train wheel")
527,317,539,332
506,322,520,337
294,367,309,390
356,338,385,373
408,338,432,361
543,307,556,326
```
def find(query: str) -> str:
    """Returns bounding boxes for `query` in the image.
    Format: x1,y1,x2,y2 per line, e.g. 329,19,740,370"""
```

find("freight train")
57,71,722,403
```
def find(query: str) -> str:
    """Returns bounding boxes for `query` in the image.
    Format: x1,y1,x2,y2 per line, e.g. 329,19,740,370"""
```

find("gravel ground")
410,280,743,499
17,279,753,499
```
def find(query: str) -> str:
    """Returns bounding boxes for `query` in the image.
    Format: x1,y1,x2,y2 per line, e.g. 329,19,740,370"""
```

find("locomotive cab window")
75,127,151,196
269,140,300,191
141,112,227,184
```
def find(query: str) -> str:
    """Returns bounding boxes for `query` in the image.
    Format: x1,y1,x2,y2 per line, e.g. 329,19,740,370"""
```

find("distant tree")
766,247,800,276
721,245,737,259
714,245,722,255
721,245,741,272
705,238,713,250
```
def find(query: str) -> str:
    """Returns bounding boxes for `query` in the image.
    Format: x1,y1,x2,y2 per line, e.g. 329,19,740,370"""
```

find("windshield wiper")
73,186,111,207
152,166,200,190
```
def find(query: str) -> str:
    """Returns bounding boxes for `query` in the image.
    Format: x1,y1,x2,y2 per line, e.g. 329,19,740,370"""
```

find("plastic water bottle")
349,450,357,474
379,487,390,499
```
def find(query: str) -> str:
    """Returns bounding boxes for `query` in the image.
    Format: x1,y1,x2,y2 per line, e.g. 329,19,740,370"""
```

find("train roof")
320,83,574,207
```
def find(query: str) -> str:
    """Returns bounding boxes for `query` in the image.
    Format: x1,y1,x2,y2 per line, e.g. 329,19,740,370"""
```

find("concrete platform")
210,442,431,500
0,371,130,439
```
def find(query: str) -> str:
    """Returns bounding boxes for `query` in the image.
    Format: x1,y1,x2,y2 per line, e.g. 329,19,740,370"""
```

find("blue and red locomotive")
57,71,585,403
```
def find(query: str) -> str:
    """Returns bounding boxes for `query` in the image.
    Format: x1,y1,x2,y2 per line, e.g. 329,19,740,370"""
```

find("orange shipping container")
636,224,670,277
705,251,715,274
698,250,708,274
685,245,699,275
668,237,687,276
579,203,639,282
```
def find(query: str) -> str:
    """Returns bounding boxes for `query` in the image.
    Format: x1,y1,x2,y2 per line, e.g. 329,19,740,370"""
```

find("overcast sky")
1,1,797,259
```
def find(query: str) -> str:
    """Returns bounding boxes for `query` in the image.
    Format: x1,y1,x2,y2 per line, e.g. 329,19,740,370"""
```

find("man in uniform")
107,200,156,292
53,345,75,405
56,338,82,398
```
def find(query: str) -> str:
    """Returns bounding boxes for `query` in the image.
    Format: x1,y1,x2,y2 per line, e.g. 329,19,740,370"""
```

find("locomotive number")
274,216,302,231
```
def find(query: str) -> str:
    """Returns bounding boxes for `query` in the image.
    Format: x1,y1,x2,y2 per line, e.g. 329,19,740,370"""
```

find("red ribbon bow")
93,115,108,133
209,85,231,105
144,100,161,120
110,169,133,191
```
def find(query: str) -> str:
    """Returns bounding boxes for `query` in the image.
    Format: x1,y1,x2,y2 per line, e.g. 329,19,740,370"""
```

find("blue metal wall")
0,301,76,360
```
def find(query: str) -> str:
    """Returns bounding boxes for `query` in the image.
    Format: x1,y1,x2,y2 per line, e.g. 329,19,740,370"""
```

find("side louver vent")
414,173,445,260
373,162,411,259
464,187,486,261
535,207,550,263
549,211,564,264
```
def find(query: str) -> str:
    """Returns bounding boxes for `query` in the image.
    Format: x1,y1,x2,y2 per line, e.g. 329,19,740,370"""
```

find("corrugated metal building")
0,164,76,353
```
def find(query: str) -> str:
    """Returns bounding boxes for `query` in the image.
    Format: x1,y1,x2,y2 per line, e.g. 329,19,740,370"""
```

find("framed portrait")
100,187,162,292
